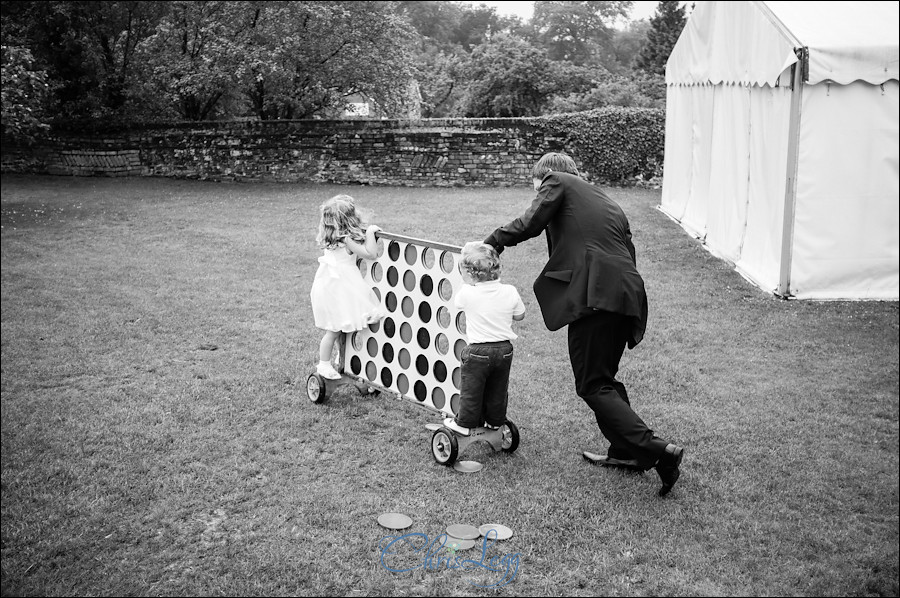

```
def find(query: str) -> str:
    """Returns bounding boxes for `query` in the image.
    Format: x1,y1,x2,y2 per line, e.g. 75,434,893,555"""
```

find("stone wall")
1,118,582,187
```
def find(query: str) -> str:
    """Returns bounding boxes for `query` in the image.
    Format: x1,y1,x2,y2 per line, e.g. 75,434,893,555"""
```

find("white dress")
310,245,384,332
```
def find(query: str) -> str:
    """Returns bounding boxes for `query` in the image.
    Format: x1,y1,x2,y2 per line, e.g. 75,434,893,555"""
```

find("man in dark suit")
483,152,684,496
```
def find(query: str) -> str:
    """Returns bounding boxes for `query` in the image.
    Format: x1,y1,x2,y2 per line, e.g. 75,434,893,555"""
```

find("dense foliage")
0,1,686,128
1,45,50,141
534,106,665,183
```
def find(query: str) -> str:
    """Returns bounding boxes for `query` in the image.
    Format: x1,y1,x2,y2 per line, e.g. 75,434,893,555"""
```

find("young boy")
444,242,526,435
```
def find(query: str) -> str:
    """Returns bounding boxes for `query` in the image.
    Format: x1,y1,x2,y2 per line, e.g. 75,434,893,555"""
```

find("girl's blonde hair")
316,195,367,249
460,241,501,282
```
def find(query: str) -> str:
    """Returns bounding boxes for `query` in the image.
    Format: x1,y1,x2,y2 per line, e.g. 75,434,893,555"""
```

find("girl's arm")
343,225,382,260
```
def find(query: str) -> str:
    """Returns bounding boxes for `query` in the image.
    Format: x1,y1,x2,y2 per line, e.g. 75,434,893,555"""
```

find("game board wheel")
431,427,459,465
306,373,327,403
500,420,519,453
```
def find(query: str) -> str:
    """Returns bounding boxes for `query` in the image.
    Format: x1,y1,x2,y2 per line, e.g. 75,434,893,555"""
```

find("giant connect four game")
341,231,468,417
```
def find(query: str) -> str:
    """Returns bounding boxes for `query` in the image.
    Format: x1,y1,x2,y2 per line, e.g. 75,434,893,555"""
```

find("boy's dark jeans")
455,340,513,428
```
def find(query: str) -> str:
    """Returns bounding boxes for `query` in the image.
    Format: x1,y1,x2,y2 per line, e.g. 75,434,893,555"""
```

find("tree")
0,1,168,120
397,1,526,117
136,1,255,121
459,33,554,117
532,1,632,66
238,1,415,120
396,1,523,50
1,45,50,141
546,72,665,112
0,1,102,118
452,4,523,50
411,44,467,117
634,0,686,76
79,1,170,113
395,0,464,46
606,19,651,73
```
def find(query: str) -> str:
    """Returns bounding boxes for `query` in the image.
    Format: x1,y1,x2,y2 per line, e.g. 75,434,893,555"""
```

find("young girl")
310,195,385,379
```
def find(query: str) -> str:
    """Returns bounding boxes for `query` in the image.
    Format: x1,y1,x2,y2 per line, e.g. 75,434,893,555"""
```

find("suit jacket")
484,172,648,348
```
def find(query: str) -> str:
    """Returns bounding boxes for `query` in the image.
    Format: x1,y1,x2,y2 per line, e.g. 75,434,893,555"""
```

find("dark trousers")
567,311,668,469
455,341,513,428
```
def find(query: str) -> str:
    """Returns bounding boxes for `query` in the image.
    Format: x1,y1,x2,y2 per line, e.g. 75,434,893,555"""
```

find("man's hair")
532,152,579,180
459,241,501,282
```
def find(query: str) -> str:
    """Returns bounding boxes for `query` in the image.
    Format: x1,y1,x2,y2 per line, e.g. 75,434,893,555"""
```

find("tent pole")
777,47,807,298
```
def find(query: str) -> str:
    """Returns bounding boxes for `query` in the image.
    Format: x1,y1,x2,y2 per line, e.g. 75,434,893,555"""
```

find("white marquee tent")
660,0,899,299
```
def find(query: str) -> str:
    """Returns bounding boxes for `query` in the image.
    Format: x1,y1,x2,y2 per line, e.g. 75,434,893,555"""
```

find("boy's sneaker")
443,418,470,436
316,361,341,380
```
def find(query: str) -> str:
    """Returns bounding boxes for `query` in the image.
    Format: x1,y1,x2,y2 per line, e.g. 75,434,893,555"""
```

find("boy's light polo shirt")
454,280,525,343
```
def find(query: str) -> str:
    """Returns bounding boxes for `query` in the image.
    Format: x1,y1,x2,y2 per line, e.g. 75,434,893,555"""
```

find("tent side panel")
791,80,900,300
704,84,752,263
660,86,695,222
734,84,793,293
679,85,717,238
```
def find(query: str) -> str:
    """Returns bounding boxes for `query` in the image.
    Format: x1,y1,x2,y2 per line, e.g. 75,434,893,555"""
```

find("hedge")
533,107,665,184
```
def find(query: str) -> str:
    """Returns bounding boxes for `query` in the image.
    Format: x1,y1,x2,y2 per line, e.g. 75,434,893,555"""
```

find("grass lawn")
1,173,897,597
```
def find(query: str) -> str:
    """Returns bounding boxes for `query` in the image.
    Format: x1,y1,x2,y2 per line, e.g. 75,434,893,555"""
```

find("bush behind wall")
533,107,666,184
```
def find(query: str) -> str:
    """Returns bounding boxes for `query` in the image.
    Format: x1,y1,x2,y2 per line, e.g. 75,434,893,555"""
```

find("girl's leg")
316,330,342,379
319,330,341,363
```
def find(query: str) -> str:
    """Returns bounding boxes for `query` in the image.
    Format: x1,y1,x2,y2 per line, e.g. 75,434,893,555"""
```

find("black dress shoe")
582,451,643,471
655,445,684,496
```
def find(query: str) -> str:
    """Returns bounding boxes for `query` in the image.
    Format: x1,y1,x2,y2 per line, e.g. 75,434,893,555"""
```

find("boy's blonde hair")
460,241,501,282
317,195,366,249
